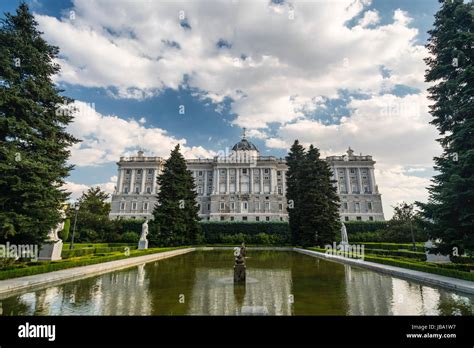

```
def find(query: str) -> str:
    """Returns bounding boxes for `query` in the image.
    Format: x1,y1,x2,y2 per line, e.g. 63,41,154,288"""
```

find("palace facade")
109,135,384,222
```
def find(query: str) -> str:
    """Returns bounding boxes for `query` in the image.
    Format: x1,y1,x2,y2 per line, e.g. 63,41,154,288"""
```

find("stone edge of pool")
294,248,474,295
0,247,473,299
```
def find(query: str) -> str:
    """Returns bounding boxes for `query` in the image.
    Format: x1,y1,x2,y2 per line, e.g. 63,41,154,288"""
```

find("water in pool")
1,250,473,315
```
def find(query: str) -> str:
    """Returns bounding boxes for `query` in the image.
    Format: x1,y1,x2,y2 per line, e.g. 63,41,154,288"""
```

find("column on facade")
140,168,146,193
271,168,277,194
282,170,286,195
259,168,263,194
130,169,135,193
345,168,351,194
204,170,208,195
249,168,253,194
151,169,157,194
117,168,124,193
236,168,240,194
226,168,230,193
357,168,363,194
369,168,377,193
215,168,220,194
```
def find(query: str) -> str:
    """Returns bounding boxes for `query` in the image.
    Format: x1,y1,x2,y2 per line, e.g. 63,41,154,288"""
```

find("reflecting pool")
1,250,473,315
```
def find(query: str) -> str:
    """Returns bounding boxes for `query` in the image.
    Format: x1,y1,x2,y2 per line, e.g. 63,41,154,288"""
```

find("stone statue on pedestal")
234,243,247,283
138,219,149,250
38,209,65,261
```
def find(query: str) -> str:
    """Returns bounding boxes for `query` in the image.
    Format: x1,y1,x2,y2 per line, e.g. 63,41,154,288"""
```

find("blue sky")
1,0,443,218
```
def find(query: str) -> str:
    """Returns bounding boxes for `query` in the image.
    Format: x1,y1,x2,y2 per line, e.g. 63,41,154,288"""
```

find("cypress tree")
299,145,340,247
151,145,201,246
417,0,474,255
0,4,79,245
285,140,305,245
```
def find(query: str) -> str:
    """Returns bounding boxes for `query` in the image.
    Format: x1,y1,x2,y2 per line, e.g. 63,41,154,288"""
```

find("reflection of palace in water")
188,268,293,315
343,264,472,315
9,264,152,315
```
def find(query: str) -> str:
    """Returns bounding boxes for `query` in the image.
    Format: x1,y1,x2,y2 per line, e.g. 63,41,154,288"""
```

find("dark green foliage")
0,4,79,245
121,231,140,243
417,0,474,255
285,140,305,245
61,245,136,259
298,145,340,247
67,187,111,242
343,221,389,233
151,145,201,246
200,221,290,244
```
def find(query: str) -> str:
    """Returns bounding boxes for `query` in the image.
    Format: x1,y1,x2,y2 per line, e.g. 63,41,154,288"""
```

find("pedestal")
38,241,63,261
138,239,148,250
234,263,246,283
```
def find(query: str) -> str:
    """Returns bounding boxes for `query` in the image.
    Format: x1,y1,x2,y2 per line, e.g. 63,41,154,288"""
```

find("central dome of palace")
232,138,258,152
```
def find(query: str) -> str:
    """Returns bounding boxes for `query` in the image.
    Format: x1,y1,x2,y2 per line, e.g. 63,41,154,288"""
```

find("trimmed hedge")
362,242,425,251
61,245,138,259
344,221,389,233
364,248,426,260
0,247,186,280
200,221,290,244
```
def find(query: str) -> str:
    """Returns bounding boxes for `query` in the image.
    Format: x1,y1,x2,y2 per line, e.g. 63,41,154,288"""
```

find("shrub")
121,231,140,243
59,218,70,241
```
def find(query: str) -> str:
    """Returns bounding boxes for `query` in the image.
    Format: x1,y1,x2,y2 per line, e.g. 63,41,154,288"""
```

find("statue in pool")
233,243,247,283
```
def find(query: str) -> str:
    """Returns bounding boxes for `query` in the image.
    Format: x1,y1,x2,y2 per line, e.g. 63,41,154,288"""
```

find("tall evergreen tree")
151,145,201,246
0,4,79,245
299,145,340,247
417,0,474,255
285,140,305,245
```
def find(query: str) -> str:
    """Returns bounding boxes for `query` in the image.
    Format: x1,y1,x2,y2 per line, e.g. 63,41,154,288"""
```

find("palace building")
109,133,385,222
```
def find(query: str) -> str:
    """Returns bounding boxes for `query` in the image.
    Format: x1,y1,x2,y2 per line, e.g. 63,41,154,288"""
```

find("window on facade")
278,186,282,195
243,202,248,209
221,169,225,174
277,171,281,176
279,204,283,210
146,187,151,194
264,176,269,180
143,202,148,211
350,169,355,174
356,216,362,221
355,202,360,211
242,168,247,174
135,187,140,194
220,216,225,221
120,202,126,210
126,169,131,174
369,216,374,221
148,169,153,174
343,202,348,209
265,202,270,210
242,216,247,221
124,187,129,194
264,169,269,174
198,186,203,194
344,216,349,221
198,171,203,176
256,216,260,221
220,202,225,210
266,216,270,221
231,202,235,210
255,202,260,211
367,202,372,210
207,204,211,211
280,217,283,221
132,202,137,210
137,169,142,174
230,216,234,221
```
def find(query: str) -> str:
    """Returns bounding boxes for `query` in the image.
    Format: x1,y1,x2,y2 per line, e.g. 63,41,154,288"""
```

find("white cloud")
358,10,380,27
68,101,215,166
35,0,427,126
63,178,116,202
